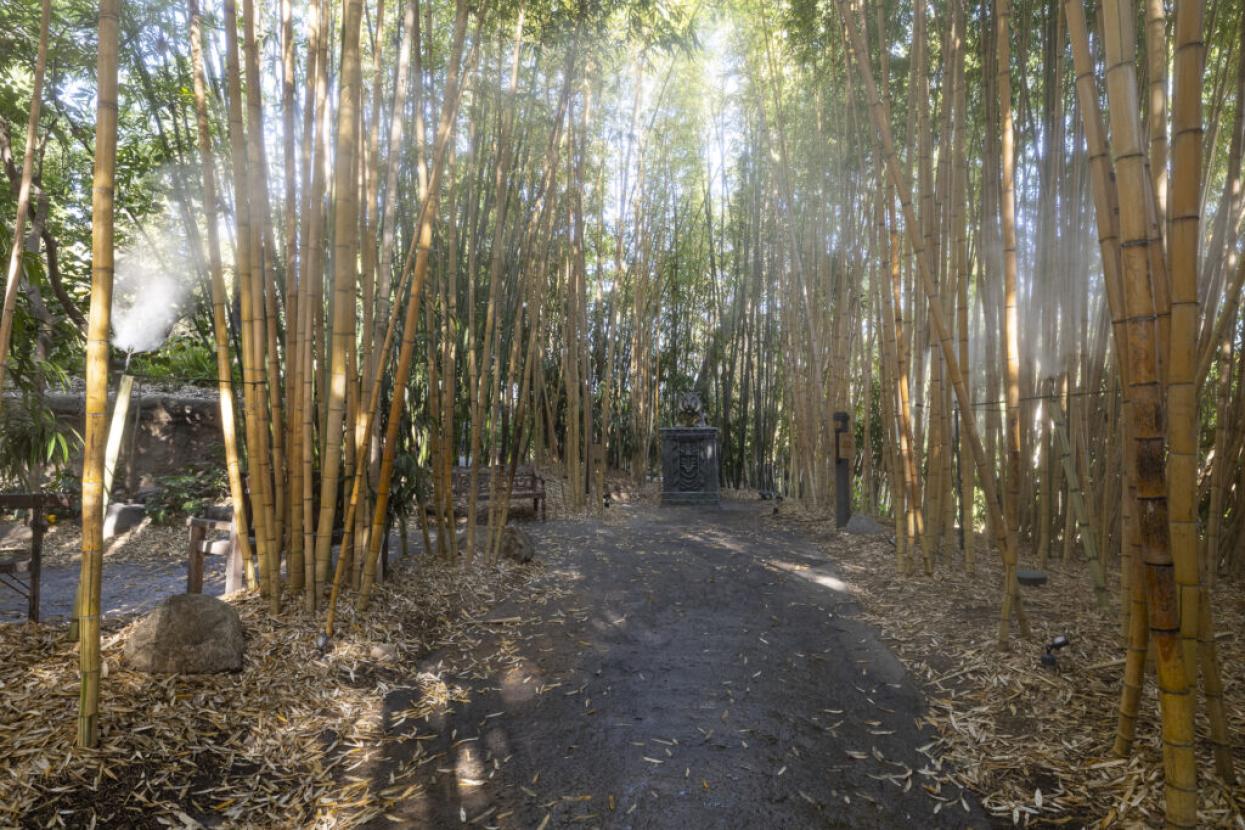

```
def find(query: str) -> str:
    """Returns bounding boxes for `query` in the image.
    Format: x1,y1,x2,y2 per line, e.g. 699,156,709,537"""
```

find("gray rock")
103,503,146,539
844,513,888,535
499,525,535,563
124,594,245,674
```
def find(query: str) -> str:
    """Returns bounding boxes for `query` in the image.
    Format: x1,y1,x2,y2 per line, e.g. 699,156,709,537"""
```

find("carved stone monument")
660,393,721,506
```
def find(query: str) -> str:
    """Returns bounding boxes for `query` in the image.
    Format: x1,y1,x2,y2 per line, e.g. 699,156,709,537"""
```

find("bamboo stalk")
0,0,50,395
77,0,121,748
1171,0,1233,784
313,0,366,598
301,0,331,605
993,0,1028,644
348,0,473,617
242,0,282,610
188,0,256,592
221,0,273,602
280,0,302,592
1168,0,1204,684
838,0,1027,643
1100,0,1198,821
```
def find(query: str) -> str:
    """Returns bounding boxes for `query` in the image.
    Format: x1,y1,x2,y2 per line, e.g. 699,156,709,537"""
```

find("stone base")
660,491,720,507
660,427,721,507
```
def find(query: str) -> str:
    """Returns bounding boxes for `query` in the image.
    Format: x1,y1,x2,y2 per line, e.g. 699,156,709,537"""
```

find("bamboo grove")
0,0,1239,821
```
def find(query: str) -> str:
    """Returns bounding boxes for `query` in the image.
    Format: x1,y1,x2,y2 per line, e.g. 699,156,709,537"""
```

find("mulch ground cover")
0,545,562,828
786,509,1245,828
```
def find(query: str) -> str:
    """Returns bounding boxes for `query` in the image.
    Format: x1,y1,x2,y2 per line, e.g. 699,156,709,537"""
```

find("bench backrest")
452,465,543,495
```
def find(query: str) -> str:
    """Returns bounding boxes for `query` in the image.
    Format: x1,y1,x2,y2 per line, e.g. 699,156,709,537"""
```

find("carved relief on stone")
676,440,701,490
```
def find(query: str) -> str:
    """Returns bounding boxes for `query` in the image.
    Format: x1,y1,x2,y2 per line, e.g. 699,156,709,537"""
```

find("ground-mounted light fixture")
1040,634,1070,668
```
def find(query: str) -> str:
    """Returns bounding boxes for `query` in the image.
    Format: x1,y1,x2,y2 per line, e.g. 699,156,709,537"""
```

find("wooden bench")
0,492,73,623
452,465,546,521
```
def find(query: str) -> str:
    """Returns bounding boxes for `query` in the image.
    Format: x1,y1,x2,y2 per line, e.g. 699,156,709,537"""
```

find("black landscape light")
1040,634,1070,668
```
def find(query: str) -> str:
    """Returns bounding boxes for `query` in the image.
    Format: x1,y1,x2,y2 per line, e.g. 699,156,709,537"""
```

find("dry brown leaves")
795,516,1245,828
37,519,188,568
0,550,559,829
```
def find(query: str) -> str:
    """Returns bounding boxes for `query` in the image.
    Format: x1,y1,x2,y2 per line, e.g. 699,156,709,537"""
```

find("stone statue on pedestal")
660,391,720,506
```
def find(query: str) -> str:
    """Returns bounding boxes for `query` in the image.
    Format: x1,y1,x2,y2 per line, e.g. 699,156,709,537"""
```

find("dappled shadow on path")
353,502,989,829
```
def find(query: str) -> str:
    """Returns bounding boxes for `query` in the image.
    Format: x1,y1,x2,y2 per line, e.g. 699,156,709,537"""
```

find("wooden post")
102,374,135,510
225,520,244,594
29,510,46,623
187,521,206,594
834,411,852,528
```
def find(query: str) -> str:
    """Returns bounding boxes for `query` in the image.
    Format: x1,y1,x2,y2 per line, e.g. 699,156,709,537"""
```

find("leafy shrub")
0,391,81,489
144,464,228,524
126,335,220,385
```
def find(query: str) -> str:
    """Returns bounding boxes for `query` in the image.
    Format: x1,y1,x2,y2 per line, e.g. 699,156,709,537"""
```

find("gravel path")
0,550,225,624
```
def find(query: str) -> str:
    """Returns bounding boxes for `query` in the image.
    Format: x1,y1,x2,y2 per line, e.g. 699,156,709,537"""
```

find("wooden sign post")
833,411,853,528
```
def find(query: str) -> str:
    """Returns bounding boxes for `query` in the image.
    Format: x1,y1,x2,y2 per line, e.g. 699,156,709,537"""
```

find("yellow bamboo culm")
355,1,473,612
313,0,365,604
1168,0,1203,695
241,0,281,612
1100,0,1198,823
77,0,122,749
222,0,272,600
188,0,256,592
836,0,1026,645
1170,0,1234,784
993,0,1028,646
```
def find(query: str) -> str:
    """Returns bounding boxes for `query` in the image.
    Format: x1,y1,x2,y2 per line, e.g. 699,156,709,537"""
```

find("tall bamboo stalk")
221,0,272,600
838,0,1027,643
313,0,366,593
0,0,50,395
351,0,472,615
1170,0,1233,783
77,0,121,749
300,0,331,606
994,0,1027,643
280,0,302,591
1100,0,1198,821
188,0,256,592
241,0,281,609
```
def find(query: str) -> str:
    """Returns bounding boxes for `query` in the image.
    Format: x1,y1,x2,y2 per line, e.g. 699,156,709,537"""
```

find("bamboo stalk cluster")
42,0,1245,817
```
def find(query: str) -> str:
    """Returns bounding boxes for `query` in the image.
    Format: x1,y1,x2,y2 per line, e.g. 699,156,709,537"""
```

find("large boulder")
499,525,535,563
125,594,245,674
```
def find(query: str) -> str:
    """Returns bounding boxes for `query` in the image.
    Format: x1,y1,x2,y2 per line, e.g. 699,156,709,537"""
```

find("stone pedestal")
660,427,721,506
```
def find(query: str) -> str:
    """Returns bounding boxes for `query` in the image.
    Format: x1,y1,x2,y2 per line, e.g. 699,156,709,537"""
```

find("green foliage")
144,463,228,524
126,334,219,384
0,391,81,489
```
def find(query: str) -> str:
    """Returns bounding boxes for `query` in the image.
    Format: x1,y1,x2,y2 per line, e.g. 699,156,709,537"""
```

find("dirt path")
366,501,989,829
